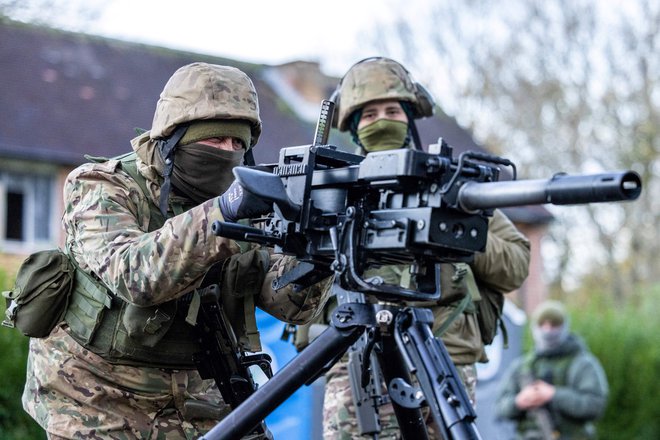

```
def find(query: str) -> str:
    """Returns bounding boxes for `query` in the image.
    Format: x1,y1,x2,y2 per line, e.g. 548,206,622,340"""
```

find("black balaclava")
157,120,251,214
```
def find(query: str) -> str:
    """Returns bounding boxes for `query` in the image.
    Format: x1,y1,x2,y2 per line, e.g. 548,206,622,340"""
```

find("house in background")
0,21,312,246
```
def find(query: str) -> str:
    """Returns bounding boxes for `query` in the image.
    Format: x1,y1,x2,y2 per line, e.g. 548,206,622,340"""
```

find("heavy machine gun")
200,101,641,440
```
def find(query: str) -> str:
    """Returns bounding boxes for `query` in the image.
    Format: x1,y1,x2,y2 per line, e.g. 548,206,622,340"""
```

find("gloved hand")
218,179,272,223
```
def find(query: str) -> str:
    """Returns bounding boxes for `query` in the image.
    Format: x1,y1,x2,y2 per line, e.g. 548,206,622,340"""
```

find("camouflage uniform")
318,58,531,439
22,63,329,439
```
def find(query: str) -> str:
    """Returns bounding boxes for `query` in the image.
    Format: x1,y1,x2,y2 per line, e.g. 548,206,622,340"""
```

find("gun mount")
213,139,640,303
205,100,641,440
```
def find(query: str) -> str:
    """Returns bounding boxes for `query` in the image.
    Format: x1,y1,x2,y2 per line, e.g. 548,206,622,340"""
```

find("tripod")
200,279,482,440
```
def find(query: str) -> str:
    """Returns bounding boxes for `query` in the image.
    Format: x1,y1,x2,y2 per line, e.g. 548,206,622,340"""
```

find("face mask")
357,119,409,152
532,322,569,353
170,143,244,204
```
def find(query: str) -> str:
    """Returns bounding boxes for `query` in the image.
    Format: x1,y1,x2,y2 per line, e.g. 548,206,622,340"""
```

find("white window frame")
0,159,60,254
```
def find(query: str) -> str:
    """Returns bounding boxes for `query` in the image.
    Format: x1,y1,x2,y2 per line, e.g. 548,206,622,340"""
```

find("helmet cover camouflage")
151,62,262,147
334,57,434,131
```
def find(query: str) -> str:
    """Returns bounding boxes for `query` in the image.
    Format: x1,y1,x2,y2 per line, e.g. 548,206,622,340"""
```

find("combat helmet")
150,62,262,215
332,57,435,132
151,62,262,147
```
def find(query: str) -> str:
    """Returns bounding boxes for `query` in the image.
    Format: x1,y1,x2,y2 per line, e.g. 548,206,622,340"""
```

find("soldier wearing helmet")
22,62,330,439
312,57,531,439
332,56,434,152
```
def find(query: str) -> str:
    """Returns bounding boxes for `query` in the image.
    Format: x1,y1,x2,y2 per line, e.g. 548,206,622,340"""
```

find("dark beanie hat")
178,120,252,149
531,300,568,326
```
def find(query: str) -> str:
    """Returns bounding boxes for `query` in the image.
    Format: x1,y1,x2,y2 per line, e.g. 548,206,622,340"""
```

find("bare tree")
370,0,659,299
0,0,105,30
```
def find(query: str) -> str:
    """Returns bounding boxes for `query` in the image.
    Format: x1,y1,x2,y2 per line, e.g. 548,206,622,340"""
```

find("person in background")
496,300,609,440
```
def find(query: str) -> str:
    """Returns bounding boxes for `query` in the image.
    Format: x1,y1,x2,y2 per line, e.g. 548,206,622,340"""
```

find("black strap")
242,148,256,166
157,125,189,216
409,120,424,151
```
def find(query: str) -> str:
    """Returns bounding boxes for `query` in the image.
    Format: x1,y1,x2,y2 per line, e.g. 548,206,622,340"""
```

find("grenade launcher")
211,101,641,302
202,100,641,440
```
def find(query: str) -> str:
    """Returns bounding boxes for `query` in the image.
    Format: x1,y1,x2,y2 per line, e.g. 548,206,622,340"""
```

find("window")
0,169,57,252
5,191,24,240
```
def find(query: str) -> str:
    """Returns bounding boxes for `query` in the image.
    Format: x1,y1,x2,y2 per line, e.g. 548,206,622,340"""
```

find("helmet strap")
409,119,424,151
242,148,255,166
400,101,423,151
157,125,189,216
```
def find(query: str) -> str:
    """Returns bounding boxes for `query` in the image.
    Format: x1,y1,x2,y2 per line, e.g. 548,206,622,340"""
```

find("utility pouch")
220,248,270,352
122,301,177,347
64,264,112,344
407,263,470,308
221,248,270,299
2,249,74,337
439,263,472,304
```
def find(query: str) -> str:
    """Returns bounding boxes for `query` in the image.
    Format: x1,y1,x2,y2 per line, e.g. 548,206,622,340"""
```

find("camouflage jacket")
436,208,530,364
62,134,328,346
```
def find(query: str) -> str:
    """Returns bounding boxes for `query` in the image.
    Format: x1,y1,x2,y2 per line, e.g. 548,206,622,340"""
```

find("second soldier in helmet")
312,57,531,439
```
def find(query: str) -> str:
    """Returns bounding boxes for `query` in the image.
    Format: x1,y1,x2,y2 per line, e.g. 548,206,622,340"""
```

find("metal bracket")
389,377,426,409
331,302,375,330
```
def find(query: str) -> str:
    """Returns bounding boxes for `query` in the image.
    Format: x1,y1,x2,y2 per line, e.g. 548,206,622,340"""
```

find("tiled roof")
0,21,313,165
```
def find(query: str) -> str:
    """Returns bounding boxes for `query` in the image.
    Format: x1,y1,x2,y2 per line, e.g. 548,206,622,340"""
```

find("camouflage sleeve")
471,209,531,293
63,160,239,306
257,254,332,324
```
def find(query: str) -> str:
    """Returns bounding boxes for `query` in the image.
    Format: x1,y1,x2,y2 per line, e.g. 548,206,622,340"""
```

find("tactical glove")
218,179,272,223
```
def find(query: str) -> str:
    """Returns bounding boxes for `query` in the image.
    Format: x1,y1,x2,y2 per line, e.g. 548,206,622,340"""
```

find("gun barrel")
457,171,641,211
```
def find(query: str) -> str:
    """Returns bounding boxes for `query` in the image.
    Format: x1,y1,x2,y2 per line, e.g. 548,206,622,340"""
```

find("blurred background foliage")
371,0,659,301
556,283,660,439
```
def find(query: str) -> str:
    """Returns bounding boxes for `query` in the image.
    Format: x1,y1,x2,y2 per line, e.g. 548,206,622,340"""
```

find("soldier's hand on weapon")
219,179,272,223
515,380,556,409
531,380,556,403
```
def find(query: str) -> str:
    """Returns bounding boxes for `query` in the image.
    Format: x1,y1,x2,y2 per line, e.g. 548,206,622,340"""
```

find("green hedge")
568,285,660,440
0,269,45,440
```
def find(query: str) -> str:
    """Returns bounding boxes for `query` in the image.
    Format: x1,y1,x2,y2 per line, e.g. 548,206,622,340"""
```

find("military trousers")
23,326,234,440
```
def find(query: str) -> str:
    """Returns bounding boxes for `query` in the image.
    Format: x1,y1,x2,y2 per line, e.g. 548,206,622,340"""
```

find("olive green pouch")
220,248,270,351
2,249,75,337
221,248,270,299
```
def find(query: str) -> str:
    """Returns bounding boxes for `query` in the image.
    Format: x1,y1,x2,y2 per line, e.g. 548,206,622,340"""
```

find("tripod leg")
395,307,482,440
200,324,362,440
376,331,431,440
347,329,382,436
